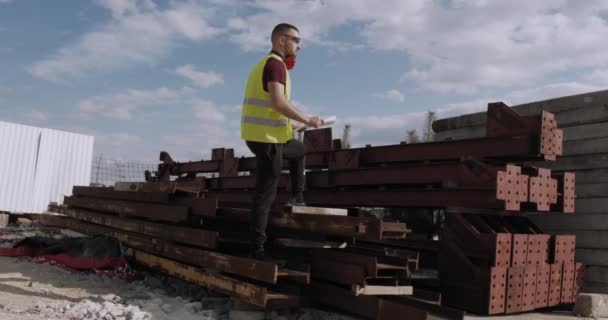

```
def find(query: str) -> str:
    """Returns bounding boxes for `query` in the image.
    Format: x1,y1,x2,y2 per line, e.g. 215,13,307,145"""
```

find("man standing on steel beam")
241,23,323,260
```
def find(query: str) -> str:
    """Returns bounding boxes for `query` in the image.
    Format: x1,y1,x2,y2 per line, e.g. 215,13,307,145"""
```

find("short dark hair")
271,23,299,42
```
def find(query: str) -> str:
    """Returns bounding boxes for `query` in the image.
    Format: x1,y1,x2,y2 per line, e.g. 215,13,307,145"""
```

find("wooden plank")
133,250,298,308
531,213,608,231
527,153,608,171
563,122,608,141
556,103,608,128
583,281,608,294
576,198,608,213
433,89,608,132
577,248,608,267
284,205,348,216
575,168,608,184
584,266,608,286
576,183,608,199
563,137,608,156
352,284,413,296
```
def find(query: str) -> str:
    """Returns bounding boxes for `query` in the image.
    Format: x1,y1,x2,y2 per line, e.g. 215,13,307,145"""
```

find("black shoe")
286,192,306,207
286,199,306,206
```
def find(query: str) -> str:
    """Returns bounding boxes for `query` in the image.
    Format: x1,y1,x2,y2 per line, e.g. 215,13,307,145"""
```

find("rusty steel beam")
171,197,218,217
48,204,217,249
148,107,562,182
153,132,556,180
39,213,307,285
214,207,403,240
308,281,463,320
439,255,508,314
485,102,562,160
134,250,301,308
443,214,512,267
64,196,188,222
310,250,409,287
306,161,502,189
73,186,170,203
115,177,205,195
553,172,575,213
206,188,518,212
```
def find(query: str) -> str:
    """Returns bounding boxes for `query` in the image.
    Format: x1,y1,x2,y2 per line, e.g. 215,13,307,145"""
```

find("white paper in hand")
322,115,336,126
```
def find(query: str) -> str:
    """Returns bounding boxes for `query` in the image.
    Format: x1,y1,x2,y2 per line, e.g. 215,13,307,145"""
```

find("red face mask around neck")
284,56,296,70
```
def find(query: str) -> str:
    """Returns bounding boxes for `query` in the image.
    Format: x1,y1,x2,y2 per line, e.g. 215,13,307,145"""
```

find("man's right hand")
307,116,323,128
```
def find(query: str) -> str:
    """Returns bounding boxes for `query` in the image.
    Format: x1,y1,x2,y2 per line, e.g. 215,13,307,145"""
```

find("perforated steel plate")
561,262,575,304
494,233,512,267
572,262,585,302
539,111,563,160
489,266,508,315
529,168,558,211
535,263,551,309
548,263,563,306
553,235,576,265
511,234,529,267
496,165,529,211
527,234,551,266
506,266,524,314
521,266,538,311
561,172,576,213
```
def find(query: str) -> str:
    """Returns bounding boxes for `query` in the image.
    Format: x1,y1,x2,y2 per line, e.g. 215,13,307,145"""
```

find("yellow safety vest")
241,53,293,143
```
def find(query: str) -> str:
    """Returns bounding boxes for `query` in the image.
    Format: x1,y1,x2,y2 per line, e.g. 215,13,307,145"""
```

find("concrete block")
574,293,608,318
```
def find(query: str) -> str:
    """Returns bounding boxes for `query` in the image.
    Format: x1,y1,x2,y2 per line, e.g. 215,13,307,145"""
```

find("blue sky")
1,0,608,161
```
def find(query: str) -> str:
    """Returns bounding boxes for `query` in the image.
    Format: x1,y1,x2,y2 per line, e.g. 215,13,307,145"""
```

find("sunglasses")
282,34,301,45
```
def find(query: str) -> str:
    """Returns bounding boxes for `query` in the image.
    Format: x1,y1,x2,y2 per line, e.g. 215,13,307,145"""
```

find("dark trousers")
246,139,305,252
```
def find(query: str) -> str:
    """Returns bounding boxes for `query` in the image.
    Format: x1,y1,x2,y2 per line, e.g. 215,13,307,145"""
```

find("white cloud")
583,69,608,86
373,89,405,104
77,86,194,120
228,1,608,93
28,1,222,82
502,81,606,106
175,65,224,88
290,99,318,115
192,100,225,122
161,122,247,161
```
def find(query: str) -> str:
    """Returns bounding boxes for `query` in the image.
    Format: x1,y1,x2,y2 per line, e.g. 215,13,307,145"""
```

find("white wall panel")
0,121,93,213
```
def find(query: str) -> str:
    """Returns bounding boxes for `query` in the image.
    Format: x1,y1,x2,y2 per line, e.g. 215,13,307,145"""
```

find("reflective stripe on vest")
240,53,293,143
243,97,272,108
241,116,288,127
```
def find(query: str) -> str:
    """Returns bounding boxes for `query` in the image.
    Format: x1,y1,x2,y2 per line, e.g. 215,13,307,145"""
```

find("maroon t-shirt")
262,58,286,92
